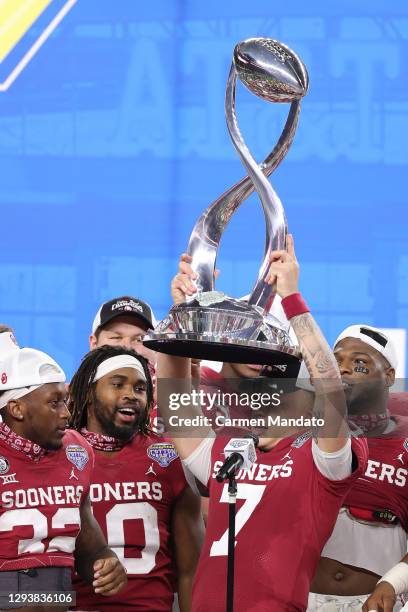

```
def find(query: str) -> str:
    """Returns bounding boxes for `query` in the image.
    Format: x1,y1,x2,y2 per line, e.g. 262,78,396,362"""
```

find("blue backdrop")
0,0,407,377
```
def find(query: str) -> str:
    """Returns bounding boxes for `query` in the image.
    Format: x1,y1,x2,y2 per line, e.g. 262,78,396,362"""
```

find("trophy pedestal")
144,292,301,375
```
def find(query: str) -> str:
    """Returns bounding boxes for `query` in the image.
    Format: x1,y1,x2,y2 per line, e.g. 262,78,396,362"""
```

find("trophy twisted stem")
225,64,287,313
187,94,300,308
187,37,308,315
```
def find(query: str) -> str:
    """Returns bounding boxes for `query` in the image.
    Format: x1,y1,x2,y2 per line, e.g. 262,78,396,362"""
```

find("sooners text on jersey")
344,415,408,529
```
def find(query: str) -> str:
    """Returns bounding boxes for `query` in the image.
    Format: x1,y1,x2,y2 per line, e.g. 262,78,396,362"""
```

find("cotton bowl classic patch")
66,445,89,471
291,431,312,449
147,443,178,468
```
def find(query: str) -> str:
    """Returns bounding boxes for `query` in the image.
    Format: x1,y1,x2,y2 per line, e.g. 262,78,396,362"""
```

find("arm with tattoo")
265,235,348,452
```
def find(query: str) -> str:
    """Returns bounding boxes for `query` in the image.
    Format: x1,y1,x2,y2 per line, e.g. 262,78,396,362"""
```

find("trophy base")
144,332,301,377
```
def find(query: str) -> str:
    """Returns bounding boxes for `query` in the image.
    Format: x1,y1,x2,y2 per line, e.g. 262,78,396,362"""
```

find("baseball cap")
334,325,398,370
0,348,65,392
92,296,155,334
0,330,19,355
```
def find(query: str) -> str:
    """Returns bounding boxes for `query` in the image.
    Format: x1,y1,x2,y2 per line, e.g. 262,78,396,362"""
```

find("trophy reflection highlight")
145,38,309,371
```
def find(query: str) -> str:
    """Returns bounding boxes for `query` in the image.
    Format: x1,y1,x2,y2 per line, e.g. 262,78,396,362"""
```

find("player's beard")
92,398,146,441
43,437,65,451
344,378,386,415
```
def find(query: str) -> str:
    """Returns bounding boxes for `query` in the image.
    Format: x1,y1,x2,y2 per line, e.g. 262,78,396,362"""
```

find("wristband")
377,562,408,595
281,293,310,320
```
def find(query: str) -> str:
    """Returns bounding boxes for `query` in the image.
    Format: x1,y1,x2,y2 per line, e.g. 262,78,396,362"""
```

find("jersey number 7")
210,484,266,557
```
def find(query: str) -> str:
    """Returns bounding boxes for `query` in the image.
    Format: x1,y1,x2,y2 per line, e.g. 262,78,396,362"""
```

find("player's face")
90,315,156,365
20,383,70,450
91,367,148,440
334,338,394,410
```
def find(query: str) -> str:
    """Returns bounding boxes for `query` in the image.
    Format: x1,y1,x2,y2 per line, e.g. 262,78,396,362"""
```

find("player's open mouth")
116,408,137,422
247,364,263,371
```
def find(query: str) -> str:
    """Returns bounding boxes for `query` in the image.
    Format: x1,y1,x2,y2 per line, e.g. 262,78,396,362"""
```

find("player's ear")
385,367,395,387
7,399,25,421
89,334,98,350
86,388,95,408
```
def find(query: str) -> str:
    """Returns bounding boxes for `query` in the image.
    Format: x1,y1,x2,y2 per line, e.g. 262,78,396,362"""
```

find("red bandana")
349,411,389,433
80,428,129,452
0,423,46,461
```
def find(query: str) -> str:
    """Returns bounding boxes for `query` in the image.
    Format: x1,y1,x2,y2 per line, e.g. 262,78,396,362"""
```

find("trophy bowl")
144,292,301,375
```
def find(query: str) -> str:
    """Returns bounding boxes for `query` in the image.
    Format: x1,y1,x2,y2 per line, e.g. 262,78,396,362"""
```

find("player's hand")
93,556,127,596
171,253,198,304
362,581,396,612
264,234,299,299
171,253,220,305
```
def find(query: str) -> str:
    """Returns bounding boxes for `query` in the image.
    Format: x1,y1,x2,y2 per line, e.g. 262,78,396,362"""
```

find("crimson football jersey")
343,415,408,529
73,433,187,611
389,392,408,417
0,430,94,571
200,366,222,385
192,434,367,612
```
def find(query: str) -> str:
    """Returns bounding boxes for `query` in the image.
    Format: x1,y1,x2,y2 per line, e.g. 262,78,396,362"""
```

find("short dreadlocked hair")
69,345,153,435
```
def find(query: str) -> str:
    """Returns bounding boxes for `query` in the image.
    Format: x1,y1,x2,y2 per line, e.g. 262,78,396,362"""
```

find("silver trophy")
145,38,309,372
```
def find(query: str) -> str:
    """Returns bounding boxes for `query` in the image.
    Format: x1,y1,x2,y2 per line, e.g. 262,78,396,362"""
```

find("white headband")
93,355,147,383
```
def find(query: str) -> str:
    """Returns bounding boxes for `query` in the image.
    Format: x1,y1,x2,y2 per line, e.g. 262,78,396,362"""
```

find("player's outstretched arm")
74,496,127,596
172,485,204,612
157,253,212,459
265,235,348,452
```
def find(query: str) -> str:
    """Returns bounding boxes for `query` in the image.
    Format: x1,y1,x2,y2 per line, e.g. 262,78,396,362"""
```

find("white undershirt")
322,507,407,576
182,435,214,486
320,418,406,576
182,435,352,486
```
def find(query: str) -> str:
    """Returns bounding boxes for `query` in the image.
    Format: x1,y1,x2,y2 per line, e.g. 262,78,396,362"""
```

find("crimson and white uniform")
0,430,93,571
318,415,408,586
343,416,408,527
73,433,188,611
187,433,367,612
